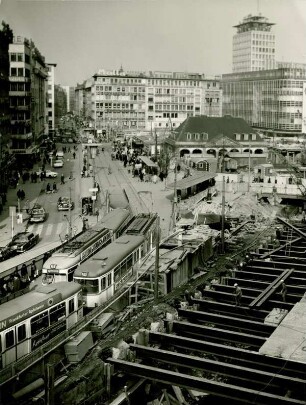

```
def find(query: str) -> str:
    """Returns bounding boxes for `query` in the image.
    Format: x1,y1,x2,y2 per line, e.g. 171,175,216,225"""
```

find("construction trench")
11,216,303,405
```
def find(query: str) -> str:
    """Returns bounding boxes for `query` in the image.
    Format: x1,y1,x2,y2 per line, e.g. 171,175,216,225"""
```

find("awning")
167,172,216,191
140,156,158,168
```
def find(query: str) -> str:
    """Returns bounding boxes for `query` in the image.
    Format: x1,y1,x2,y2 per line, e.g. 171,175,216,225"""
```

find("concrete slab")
259,293,306,362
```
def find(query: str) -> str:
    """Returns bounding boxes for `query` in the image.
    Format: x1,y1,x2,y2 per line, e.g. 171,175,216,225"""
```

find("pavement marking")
45,223,53,236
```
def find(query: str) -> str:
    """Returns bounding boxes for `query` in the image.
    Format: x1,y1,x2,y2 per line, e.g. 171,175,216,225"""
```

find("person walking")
61,174,65,185
234,283,242,306
280,280,287,303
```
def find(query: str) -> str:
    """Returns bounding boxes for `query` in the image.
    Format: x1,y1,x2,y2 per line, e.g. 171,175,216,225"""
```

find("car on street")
0,245,13,262
7,232,39,254
57,197,75,211
56,151,64,158
36,169,58,178
29,204,47,223
53,159,64,168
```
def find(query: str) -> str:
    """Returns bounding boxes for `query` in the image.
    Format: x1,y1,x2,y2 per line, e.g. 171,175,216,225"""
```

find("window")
18,68,23,77
68,298,75,314
186,133,192,140
235,134,241,141
5,330,14,349
17,324,26,342
17,53,23,62
31,311,49,335
50,303,66,324
11,67,17,76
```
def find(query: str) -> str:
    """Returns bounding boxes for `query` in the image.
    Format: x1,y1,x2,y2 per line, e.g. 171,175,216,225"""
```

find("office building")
9,36,48,164
222,64,306,137
233,14,276,73
46,63,56,137
75,69,222,133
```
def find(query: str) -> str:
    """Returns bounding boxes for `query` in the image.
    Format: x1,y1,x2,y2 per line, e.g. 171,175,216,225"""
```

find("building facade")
62,85,76,114
9,36,48,163
233,14,276,73
164,115,268,171
222,65,306,137
75,69,222,134
46,63,56,137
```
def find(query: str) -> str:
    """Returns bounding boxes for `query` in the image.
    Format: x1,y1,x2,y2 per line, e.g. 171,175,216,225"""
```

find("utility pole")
247,141,251,192
154,216,160,301
221,176,225,254
169,157,178,232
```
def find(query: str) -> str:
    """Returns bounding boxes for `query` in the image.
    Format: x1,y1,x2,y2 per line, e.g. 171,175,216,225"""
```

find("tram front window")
75,278,99,294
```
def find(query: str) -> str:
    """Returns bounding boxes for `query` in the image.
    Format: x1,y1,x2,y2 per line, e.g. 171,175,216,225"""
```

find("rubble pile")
193,191,281,221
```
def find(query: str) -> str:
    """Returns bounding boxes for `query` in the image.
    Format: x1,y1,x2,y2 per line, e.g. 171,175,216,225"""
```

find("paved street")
0,143,182,248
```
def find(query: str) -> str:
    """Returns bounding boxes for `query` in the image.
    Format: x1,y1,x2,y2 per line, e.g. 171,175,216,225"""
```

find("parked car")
53,159,64,168
36,169,58,178
8,232,39,254
0,245,13,262
57,197,75,211
29,204,47,223
56,151,64,158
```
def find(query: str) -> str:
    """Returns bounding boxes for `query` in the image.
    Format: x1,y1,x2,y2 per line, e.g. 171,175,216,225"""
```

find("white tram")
73,234,146,308
0,282,83,368
42,208,131,284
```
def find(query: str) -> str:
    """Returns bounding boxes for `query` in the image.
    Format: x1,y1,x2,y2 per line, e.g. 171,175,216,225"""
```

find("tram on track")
73,234,146,308
0,282,83,368
42,208,131,284
73,213,158,308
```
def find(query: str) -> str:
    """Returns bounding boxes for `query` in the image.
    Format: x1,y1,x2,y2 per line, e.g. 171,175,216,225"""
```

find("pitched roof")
174,115,256,143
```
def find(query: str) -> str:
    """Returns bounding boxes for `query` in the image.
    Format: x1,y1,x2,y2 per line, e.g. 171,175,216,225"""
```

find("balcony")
9,76,30,82
10,133,32,140
9,91,31,97
9,105,30,111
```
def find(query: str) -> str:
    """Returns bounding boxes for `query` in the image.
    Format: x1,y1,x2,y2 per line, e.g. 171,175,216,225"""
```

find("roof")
173,115,256,143
167,172,216,191
140,156,158,168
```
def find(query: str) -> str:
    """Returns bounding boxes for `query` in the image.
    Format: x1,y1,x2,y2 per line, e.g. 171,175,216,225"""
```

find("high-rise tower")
233,14,276,73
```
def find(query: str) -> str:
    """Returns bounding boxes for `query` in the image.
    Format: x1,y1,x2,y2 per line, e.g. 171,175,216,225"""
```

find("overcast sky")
1,0,306,86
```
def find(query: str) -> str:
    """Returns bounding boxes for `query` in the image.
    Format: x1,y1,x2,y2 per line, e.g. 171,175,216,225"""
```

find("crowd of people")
0,259,40,300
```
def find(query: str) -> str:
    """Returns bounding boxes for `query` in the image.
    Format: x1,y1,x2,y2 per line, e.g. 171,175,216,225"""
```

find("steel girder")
148,332,306,379
129,344,306,393
177,308,275,337
108,358,305,405
169,320,266,349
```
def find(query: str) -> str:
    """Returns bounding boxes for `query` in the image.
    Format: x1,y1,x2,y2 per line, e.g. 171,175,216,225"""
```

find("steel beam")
148,332,306,378
277,217,306,240
108,359,305,405
170,320,266,349
249,269,294,308
129,344,306,391
178,309,275,337
196,288,254,306
192,298,269,320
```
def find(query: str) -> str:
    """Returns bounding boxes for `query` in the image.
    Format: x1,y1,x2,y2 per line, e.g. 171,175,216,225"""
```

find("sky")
1,0,306,86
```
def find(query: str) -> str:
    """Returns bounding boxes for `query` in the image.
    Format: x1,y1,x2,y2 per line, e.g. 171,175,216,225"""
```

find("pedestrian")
280,280,287,303
234,283,242,306
46,183,51,193
73,152,76,159
30,260,37,280
52,182,57,192
152,174,157,184
61,174,65,185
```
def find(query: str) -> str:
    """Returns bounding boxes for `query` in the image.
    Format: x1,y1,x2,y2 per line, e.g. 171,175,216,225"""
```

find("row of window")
4,298,76,349
10,67,30,77
10,53,30,64
10,82,31,92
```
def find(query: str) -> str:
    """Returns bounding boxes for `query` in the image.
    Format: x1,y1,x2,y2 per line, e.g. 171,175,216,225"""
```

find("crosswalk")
26,221,81,241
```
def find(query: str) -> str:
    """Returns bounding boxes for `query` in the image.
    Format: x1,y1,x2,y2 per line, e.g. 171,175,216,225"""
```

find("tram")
73,234,146,308
42,208,131,284
0,282,83,368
